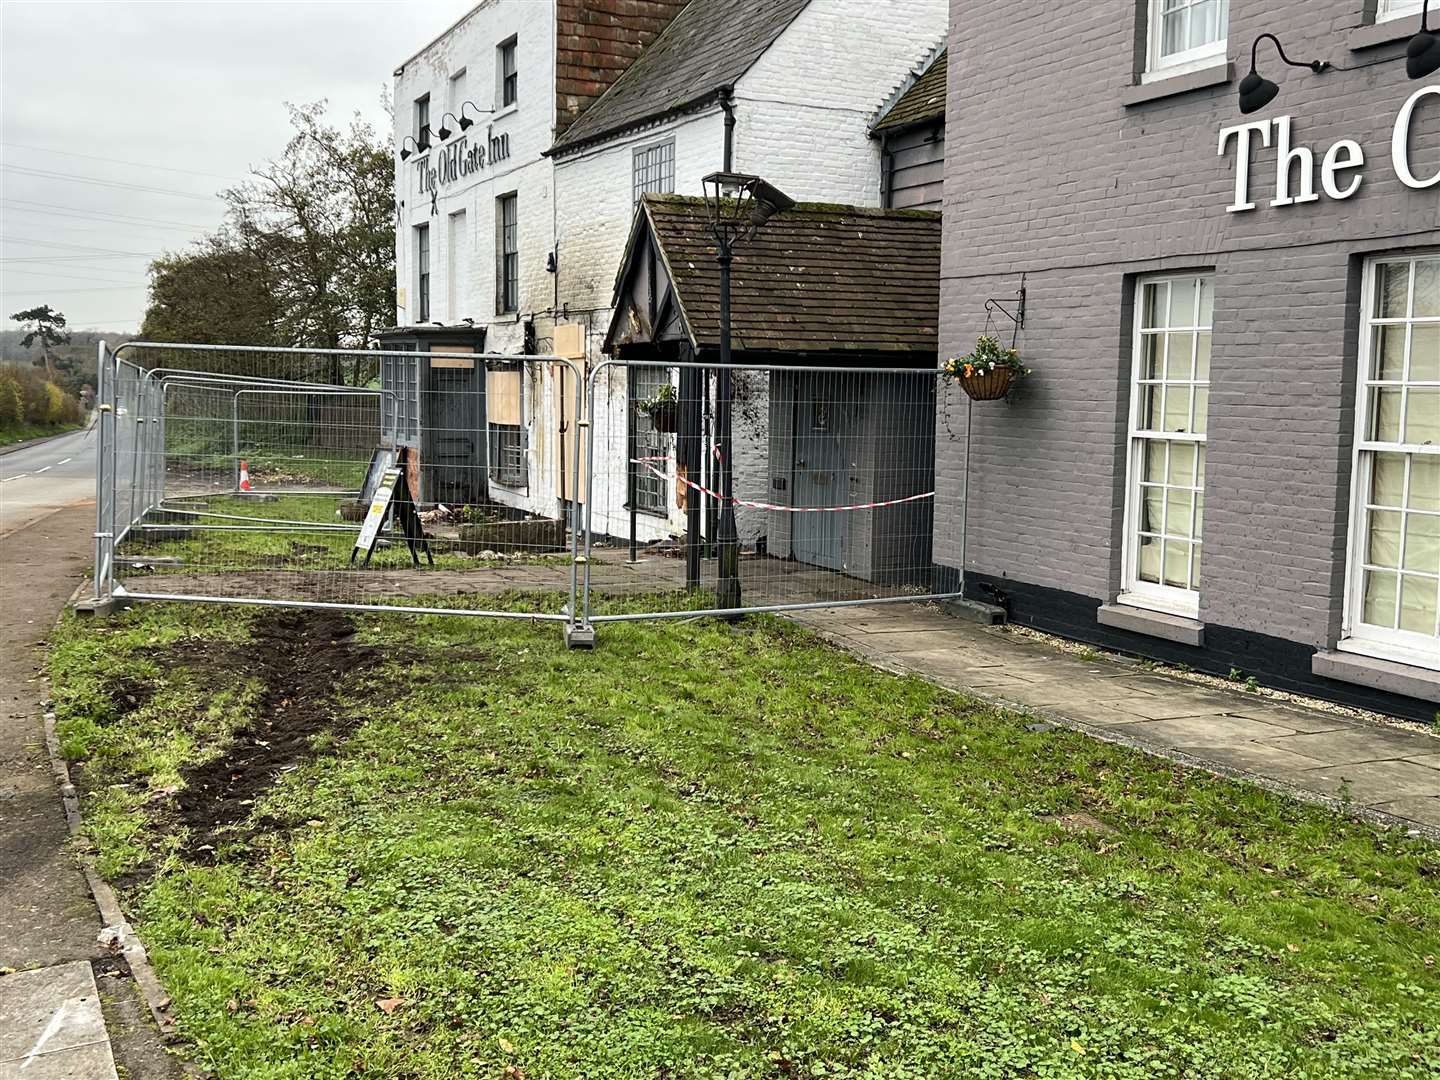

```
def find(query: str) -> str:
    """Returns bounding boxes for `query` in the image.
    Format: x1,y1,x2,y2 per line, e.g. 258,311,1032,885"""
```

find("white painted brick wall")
551,0,946,542
736,0,947,205
393,0,948,543
394,0,556,334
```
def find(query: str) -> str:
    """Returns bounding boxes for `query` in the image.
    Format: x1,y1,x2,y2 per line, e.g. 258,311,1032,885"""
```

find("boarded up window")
487,365,522,425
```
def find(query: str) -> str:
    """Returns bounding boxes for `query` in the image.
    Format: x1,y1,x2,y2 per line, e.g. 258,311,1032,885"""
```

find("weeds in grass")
48,599,1440,1079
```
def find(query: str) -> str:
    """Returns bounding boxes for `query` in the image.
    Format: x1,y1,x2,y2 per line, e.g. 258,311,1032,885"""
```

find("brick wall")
936,0,1440,654
551,0,947,541
737,0,948,206
555,0,689,137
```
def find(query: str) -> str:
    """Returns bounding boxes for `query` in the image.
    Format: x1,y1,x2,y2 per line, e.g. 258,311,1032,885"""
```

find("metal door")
425,354,482,506
792,371,850,571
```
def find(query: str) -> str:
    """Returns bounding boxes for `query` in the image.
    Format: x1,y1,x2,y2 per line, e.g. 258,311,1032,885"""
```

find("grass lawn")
49,599,1440,1079
120,494,573,576
0,419,82,447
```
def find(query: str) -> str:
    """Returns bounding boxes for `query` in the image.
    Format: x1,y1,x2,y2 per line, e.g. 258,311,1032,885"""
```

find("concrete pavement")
0,962,117,1079
1,488,181,1076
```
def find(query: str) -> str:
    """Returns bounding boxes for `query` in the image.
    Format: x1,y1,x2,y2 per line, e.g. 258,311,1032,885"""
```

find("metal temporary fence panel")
91,342,584,626
578,358,958,626
90,343,960,639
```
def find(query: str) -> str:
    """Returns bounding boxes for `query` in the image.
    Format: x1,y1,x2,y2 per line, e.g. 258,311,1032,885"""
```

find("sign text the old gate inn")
1218,84,1439,212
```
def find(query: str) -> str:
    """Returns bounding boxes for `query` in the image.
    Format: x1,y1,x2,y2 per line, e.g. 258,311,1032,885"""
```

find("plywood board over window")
487,366,523,426
430,343,474,369
552,323,588,503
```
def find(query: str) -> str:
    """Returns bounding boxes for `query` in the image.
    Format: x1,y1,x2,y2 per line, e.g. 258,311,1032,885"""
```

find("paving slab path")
0,503,183,1079
791,604,1440,836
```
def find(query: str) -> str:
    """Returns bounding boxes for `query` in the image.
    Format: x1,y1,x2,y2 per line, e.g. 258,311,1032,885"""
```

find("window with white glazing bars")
496,193,518,315
499,37,517,107
632,140,675,204
1121,273,1213,619
1379,0,1424,22
631,364,671,515
1146,0,1228,77
415,224,430,323
1343,254,1440,669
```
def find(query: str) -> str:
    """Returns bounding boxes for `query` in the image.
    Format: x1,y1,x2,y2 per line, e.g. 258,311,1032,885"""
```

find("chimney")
554,0,690,137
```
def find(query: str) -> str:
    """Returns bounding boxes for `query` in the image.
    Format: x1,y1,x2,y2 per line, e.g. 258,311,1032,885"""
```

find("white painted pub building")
386,0,947,537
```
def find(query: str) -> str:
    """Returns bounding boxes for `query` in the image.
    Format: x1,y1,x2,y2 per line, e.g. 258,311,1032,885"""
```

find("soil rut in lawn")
176,608,379,859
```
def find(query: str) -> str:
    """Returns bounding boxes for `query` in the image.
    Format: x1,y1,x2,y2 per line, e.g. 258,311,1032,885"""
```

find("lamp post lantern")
700,170,795,611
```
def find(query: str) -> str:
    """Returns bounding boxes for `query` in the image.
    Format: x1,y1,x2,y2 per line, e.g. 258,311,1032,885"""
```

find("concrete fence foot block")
563,622,597,649
74,596,131,618
944,598,1007,625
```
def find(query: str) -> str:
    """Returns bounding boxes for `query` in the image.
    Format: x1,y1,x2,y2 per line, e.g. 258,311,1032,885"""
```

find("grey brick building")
935,0,1440,718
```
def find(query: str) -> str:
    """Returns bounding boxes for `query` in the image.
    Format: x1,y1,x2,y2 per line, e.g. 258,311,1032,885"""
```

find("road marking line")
34,466,52,473
57,457,72,464
1,473,27,482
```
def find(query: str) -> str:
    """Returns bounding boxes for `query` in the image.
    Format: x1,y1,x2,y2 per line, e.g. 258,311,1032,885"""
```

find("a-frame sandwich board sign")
350,447,434,568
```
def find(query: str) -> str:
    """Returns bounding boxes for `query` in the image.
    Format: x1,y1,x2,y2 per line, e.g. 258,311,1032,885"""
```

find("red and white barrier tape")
631,458,934,514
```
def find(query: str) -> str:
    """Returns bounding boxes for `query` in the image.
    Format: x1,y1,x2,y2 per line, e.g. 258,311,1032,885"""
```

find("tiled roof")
872,49,947,132
549,0,810,155
639,194,940,355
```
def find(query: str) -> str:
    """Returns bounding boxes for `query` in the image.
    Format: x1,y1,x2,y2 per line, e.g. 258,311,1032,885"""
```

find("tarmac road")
0,426,98,538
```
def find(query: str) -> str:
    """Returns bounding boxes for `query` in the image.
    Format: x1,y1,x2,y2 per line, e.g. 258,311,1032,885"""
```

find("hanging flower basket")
647,400,679,433
637,384,679,433
958,367,1014,401
942,336,1030,402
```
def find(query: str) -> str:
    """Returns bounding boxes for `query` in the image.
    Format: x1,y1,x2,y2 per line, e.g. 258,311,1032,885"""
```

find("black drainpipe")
720,84,735,171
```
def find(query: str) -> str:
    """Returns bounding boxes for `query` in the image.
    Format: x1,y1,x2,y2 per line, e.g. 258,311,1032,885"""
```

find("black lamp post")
1238,33,1330,115
700,170,795,610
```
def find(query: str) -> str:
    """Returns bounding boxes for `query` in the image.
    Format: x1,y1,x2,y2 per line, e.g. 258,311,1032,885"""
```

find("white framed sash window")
1121,273,1214,619
1342,253,1440,669
1144,0,1229,80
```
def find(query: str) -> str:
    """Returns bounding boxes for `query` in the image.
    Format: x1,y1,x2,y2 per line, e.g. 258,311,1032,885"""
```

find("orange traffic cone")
238,460,253,492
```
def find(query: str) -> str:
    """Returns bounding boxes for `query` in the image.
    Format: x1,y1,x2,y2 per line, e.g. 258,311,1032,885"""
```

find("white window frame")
1120,273,1214,620
630,364,673,516
414,93,431,150
447,67,468,119
414,223,430,323
1340,252,1440,670
497,36,518,109
1378,0,1425,24
1143,0,1230,82
495,192,518,315
632,139,676,205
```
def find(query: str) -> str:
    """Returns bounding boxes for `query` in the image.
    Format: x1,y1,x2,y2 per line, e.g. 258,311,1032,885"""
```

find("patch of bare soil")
175,608,380,860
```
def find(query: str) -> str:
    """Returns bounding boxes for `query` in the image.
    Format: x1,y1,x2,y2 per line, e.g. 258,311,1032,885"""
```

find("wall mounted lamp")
398,135,423,161
1409,0,1440,79
436,112,461,140
457,101,496,131
1238,33,1331,114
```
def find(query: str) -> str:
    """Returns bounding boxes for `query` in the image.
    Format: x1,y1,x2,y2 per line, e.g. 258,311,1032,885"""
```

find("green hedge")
0,364,83,430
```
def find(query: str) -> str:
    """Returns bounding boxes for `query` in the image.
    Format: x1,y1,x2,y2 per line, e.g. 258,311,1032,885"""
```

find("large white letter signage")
1218,120,1273,212
1392,84,1440,190
1219,85,1440,211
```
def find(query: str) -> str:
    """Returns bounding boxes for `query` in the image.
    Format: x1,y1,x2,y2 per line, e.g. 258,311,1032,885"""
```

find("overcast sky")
1,0,478,334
